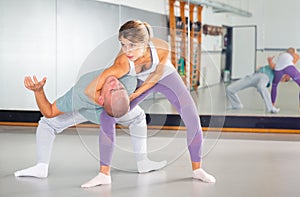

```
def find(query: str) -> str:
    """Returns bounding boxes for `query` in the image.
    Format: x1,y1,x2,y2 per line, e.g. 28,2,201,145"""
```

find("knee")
131,109,146,127
38,116,46,124
293,77,300,86
226,86,233,94
272,78,280,87
135,109,146,120
271,83,278,89
38,116,53,128
256,83,265,92
37,117,58,135
100,111,116,124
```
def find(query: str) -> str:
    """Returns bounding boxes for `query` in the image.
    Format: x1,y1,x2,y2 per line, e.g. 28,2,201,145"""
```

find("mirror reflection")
140,0,300,119
0,0,299,124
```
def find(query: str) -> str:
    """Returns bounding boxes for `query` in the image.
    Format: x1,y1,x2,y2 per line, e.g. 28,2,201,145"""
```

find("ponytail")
143,22,153,39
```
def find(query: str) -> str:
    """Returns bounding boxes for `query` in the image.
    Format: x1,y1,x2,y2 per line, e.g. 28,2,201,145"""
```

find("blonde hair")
118,20,152,44
287,47,297,54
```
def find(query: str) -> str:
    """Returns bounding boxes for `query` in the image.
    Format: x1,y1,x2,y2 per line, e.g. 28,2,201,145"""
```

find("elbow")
84,88,94,100
84,85,94,98
42,106,58,118
44,114,54,118
43,112,55,118
84,88,89,96
269,63,275,70
84,85,90,96
84,88,93,101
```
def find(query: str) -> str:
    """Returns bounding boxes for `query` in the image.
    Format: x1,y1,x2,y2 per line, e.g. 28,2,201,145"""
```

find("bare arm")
24,76,63,118
292,52,300,64
267,56,276,70
129,39,170,101
84,55,130,104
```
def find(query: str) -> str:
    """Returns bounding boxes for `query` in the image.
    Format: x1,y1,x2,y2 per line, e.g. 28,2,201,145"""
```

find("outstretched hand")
24,75,47,92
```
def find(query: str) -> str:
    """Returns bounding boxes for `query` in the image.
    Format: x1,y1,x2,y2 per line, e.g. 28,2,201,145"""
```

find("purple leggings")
271,65,300,103
99,72,203,166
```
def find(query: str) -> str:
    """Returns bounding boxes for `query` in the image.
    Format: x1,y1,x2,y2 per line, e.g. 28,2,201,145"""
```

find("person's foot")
227,104,243,110
192,168,216,183
137,159,167,173
14,163,48,178
269,107,280,113
81,173,111,188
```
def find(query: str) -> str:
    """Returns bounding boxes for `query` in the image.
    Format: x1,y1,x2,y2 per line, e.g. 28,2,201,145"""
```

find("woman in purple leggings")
269,48,300,109
82,20,216,188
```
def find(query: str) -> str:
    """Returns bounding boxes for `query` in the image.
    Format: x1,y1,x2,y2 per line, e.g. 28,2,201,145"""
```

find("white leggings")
36,106,147,164
226,73,273,111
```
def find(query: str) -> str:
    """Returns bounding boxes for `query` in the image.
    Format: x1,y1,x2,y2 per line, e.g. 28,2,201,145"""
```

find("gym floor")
1,81,299,197
1,125,300,197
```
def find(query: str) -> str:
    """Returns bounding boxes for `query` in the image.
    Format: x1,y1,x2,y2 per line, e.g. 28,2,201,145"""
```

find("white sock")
192,168,216,183
269,107,280,113
227,104,244,110
81,173,111,188
137,159,167,173
14,163,48,178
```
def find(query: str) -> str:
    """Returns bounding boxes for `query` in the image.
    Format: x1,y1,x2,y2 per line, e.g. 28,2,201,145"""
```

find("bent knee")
226,86,234,94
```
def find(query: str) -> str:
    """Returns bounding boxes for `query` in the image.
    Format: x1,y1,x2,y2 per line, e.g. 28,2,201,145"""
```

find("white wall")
1,0,299,110
232,0,300,49
56,0,120,97
0,0,57,110
0,0,167,111
227,0,300,79
96,0,167,14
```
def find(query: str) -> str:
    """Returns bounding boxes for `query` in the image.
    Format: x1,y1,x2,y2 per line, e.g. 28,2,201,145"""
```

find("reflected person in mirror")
226,57,290,113
269,47,300,111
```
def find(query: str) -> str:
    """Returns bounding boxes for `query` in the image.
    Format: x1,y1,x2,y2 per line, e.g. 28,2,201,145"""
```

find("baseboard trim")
1,110,299,131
